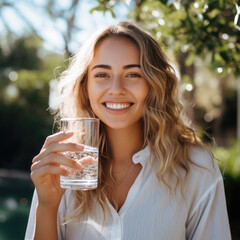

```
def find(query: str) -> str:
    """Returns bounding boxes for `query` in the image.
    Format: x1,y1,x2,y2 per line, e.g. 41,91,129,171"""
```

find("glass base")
60,179,97,191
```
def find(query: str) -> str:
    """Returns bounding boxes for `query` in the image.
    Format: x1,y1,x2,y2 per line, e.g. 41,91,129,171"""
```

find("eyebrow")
91,64,140,71
123,64,140,69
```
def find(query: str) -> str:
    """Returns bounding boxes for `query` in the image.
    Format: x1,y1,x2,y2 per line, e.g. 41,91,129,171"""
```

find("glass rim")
60,117,99,122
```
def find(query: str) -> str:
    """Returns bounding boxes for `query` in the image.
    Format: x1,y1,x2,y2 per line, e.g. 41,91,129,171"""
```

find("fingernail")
76,144,84,150
65,170,71,176
65,131,73,136
75,162,82,169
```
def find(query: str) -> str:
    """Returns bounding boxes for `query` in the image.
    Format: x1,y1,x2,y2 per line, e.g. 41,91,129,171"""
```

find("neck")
106,121,144,167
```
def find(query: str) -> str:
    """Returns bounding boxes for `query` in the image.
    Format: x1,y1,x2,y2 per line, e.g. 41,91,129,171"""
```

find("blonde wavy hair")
56,21,208,223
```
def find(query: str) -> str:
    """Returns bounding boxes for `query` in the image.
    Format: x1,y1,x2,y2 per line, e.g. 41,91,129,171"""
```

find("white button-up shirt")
25,146,231,240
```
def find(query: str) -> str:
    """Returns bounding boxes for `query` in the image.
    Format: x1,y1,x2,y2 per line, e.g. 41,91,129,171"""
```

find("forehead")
91,37,140,65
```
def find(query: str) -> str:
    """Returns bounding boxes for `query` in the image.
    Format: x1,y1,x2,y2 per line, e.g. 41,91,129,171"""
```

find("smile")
105,102,132,110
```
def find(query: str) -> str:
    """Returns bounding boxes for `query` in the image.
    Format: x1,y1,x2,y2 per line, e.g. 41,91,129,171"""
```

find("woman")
25,22,231,240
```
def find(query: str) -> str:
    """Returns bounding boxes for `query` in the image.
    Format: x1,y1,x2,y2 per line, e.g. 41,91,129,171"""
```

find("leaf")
90,6,102,14
109,6,116,18
159,0,168,4
208,9,220,19
185,52,196,66
213,52,224,63
218,0,224,9
182,74,193,84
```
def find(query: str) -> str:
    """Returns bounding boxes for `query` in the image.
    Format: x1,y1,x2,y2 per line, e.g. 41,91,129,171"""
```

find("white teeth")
105,103,131,110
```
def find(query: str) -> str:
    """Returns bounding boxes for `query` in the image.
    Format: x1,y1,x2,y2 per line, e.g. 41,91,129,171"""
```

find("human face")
87,37,149,130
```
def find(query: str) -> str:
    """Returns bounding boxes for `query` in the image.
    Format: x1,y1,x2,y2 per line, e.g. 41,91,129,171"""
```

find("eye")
126,73,142,78
95,73,109,78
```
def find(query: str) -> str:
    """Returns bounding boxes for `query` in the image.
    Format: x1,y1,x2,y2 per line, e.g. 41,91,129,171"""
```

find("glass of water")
60,118,99,191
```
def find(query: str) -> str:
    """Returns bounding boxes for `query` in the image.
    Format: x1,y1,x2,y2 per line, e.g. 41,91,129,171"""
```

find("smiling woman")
25,22,231,240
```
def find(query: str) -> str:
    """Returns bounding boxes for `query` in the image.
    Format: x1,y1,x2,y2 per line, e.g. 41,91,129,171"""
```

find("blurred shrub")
214,141,240,178
0,34,63,171
213,141,240,239
0,170,34,240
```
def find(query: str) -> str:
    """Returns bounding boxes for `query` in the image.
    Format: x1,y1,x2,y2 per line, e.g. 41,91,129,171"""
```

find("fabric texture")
25,146,231,240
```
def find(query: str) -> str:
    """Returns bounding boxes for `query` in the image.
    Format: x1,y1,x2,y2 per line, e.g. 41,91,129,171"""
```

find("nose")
108,75,126,95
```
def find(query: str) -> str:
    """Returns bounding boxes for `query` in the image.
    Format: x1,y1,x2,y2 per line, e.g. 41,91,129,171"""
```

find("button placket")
110,209,122,240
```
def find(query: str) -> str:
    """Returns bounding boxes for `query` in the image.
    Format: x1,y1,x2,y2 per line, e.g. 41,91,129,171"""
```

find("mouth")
103,102,133,110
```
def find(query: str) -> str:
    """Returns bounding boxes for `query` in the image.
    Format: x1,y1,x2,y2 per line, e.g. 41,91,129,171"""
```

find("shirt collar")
132,145,150,168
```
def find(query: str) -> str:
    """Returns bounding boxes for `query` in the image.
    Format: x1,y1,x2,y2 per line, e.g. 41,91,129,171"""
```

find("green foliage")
92,0,134,18
134,0,240,76
96,0,240,76
214,141,240,178
181,74,193,84
0,34,62,170
0,35,42,70
214,141,240,239
91,1,117,18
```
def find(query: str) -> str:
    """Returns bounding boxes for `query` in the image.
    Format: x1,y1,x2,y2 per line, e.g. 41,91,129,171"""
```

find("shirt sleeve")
57,192,67,240
24,189,38,240
186,177,232,240
24,189,66,240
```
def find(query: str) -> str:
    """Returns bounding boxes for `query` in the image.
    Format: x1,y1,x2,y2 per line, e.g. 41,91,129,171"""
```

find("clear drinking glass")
60,118,99,190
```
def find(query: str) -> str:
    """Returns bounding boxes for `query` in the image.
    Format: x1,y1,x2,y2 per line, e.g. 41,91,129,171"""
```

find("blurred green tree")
0,34,62,170
94,0,240,144
0,0,83,56
94,0,240,74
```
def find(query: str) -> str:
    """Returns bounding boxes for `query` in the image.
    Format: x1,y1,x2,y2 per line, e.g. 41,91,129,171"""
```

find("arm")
186,178,231,240
28,132,83,240
25,190,66,240
34,205,59,240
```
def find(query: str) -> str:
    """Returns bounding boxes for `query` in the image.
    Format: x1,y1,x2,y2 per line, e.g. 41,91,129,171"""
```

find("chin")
102,119,142,131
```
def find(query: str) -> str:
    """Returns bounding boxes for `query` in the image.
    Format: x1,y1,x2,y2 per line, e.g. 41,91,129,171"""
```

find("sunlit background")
0,0,240,239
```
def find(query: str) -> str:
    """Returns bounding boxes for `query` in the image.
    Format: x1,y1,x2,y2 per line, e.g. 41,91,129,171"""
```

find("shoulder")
184,147,230,235
185,146,223,198
189,146,220,177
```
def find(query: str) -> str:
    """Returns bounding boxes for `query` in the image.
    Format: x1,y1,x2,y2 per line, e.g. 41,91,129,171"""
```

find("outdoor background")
0,0,239,239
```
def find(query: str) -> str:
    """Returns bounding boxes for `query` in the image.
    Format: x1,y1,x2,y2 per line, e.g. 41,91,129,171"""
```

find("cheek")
87,82,101,111
88,90,96,108
139,83,150,102
87,79,96,98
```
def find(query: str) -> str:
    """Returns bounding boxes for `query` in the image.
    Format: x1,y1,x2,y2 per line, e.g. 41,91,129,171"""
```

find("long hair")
56,21,207,222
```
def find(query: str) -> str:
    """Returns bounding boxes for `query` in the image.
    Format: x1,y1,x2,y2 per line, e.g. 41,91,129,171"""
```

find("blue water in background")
0,169,34,240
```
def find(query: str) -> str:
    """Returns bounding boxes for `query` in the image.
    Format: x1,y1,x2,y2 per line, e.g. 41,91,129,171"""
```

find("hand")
30,131,84,209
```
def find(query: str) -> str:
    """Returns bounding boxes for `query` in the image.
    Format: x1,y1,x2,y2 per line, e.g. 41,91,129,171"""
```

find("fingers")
30,153,83,187
33,142,84,163
31,165,70,180
30,132,86,185
31,153,82,172
78,156,97,165
42,131,74,149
